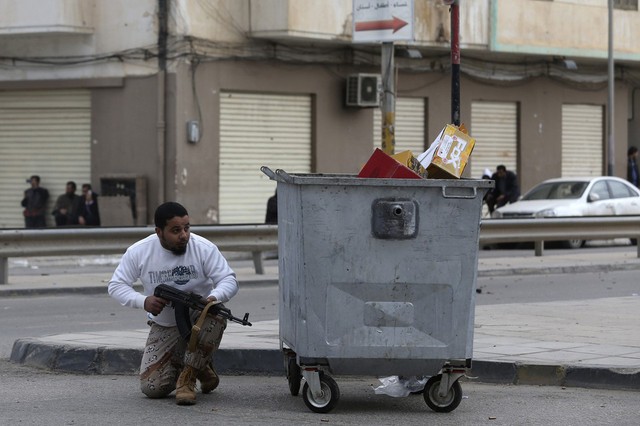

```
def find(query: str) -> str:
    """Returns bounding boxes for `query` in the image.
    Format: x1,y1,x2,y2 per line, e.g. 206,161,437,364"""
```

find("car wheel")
563,239,584,249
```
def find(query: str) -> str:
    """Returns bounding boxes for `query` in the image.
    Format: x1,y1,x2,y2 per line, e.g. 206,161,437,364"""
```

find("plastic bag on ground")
372,375,428,397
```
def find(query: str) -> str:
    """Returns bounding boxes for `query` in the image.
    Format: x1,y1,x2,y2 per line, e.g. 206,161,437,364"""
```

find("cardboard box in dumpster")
391,150,428,178
358,148,424,179
417,124,475,179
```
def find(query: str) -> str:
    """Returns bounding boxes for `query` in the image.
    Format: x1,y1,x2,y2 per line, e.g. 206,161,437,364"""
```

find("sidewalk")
6,248,640,390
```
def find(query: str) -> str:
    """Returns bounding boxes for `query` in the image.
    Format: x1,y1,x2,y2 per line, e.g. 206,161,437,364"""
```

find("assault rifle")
154,284,252,342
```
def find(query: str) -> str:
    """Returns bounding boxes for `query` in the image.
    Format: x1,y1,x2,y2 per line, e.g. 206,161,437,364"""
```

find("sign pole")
607,0,615,176
352,0,413,155
450,0,461,126
381,41,396,155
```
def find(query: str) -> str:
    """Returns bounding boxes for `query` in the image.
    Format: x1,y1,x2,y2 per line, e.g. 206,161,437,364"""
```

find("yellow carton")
422,124,475,179
391,150,428,179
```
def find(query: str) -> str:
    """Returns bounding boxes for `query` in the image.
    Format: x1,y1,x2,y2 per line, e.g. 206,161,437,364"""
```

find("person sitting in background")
52,181,81,226
485,165,520,214
77,183,101,226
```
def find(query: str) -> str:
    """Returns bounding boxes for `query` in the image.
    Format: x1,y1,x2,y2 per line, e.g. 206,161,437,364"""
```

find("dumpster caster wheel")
302,374,340,413
423,374,462,413
286,356,301,396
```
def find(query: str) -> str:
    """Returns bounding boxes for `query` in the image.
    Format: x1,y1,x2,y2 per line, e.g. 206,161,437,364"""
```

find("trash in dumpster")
372,375,428,397
417,123,475,179
357,148,425,179
390,150,428,178
359,123,475,180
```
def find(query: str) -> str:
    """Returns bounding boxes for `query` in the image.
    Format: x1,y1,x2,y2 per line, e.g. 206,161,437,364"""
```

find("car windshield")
522,181,588,200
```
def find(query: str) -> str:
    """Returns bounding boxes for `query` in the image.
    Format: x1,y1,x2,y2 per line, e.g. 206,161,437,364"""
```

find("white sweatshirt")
108,232,238,327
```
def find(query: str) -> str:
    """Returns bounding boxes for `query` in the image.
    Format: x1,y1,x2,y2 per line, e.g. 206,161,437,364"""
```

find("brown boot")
175,366,198,405
197,364,220,394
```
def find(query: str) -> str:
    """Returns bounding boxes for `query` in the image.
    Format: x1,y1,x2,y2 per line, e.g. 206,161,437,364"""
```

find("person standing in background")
627,146,639,188
265,190,277,224
21,175,49,228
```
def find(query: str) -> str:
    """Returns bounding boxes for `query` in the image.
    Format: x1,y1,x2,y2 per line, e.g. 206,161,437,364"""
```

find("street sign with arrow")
352,0,414,43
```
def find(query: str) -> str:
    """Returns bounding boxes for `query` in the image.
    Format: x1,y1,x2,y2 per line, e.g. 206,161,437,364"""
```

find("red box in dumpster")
358,148,423,179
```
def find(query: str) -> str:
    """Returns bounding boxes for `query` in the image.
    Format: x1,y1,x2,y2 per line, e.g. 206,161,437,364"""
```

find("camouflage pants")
139,309,227,398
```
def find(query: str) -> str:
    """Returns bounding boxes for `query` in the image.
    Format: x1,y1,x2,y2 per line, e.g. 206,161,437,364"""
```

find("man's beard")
159,233,188,255
170,245,187,255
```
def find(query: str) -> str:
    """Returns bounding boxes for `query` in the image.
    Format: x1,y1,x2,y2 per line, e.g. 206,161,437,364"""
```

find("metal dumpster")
262,167,493,414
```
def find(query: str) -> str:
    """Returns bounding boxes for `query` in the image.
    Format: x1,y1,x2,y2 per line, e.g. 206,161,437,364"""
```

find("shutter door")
219,92,312,224
470,101,518,178
0,90,91,228
373,97,426,154
562,104,603,177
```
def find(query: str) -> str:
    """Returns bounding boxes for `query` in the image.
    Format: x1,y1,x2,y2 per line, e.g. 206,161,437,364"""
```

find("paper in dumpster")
358,148,424,179
417,124,475,179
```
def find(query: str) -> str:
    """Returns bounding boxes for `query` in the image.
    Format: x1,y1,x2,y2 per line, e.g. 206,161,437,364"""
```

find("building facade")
1,0,639,227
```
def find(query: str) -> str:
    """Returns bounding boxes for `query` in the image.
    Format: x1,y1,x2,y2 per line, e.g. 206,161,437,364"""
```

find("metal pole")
157,0,169,203
451,0,461,126
381,41,396,155
607,0,615,176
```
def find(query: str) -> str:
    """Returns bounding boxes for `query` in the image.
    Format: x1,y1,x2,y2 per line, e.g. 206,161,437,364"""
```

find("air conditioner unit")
345,73,381,108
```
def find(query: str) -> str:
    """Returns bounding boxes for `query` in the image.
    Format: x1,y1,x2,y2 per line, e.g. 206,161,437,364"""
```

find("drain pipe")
156,0,168,204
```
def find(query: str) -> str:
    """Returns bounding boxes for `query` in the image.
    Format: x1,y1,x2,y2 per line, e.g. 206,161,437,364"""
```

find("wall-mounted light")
187,120,200,144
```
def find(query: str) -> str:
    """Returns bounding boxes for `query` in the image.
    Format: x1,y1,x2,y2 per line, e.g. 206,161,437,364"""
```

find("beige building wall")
86,58,630,225
493,0,640,59
3,0,640,226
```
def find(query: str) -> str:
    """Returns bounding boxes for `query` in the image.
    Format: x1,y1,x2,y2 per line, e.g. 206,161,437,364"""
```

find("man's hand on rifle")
145,295,169,315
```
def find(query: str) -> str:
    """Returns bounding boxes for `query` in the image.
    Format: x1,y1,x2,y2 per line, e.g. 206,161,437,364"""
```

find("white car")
491,176,640,248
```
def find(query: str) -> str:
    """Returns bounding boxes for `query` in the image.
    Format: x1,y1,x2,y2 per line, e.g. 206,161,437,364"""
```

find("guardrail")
479,217,640,257
1,217,639,285
0,225,278,285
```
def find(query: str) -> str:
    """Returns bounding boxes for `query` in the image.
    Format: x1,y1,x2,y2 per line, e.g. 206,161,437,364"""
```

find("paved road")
1,360,638,426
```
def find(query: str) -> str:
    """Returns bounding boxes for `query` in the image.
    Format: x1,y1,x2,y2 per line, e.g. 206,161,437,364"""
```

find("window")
608,180,637,198
615,0,638,11
590,181,610,201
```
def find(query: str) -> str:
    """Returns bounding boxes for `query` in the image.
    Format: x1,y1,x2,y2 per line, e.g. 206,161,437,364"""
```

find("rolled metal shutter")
219,92,312,224
470,101,518,178
561,104,604,177
0,90,91,228
373,97,427,154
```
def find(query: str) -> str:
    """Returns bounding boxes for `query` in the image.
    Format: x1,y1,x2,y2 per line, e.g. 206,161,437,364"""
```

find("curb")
10,339,640,391
479,262,640,277
470,360,640,390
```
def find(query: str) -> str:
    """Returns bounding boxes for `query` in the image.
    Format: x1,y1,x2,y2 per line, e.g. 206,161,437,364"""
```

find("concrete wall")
87,59,630,224
494,0,640,60
91,76,161,225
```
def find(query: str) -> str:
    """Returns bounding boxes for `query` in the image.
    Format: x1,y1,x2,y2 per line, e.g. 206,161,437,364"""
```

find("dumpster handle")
260,166,278,181
261,166,287,183
275,169,294,183
260,166,294,183
441,186,477,199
